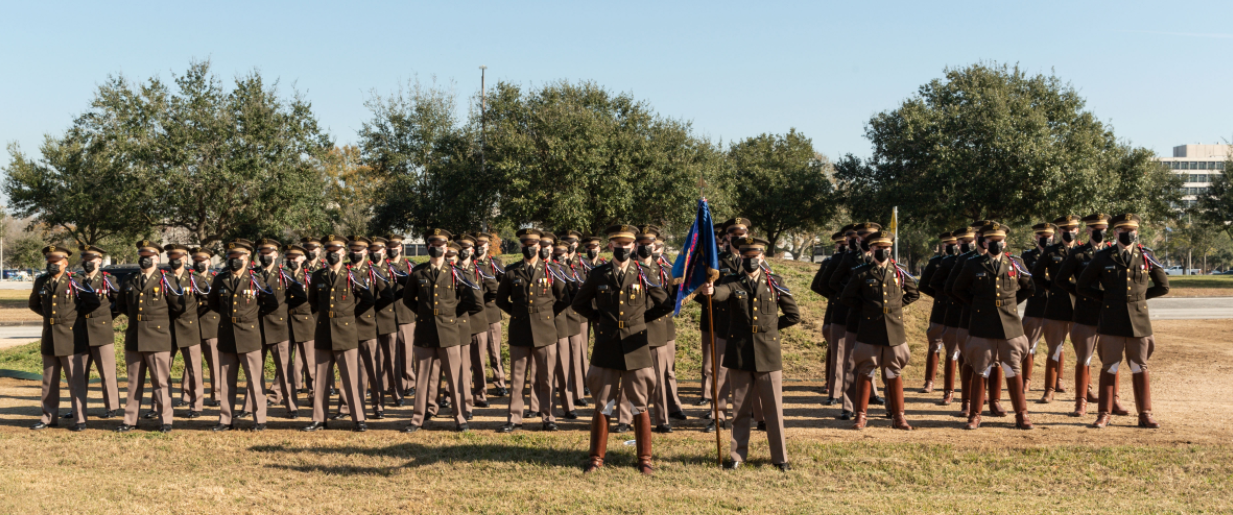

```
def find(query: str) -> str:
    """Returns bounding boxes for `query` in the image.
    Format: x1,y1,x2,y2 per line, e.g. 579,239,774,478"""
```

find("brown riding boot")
1021,354,1034,393
633,411,653,475
1070,366,1090,417
922,351,939,393
1055,349,1067,393
1085,366,1099,403
958,364,972,417
965,371,986,430
987,367,1007,417
1091,372,1115,429
1133,371,1160,429
888,376,912,431
939,357,957,405
1111,370,1130,416
584,412,609,473
853,375,871,430
1038,359,1057,404
1008,374,1033,430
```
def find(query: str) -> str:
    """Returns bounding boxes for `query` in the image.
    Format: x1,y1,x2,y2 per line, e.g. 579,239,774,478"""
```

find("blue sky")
2,1,1231,173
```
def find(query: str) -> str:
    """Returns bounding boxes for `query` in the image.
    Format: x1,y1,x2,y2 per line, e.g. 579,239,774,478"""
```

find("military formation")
26,212,1165,472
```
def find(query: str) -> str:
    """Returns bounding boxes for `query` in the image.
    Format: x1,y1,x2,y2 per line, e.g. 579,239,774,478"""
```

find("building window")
1219,162,1227,170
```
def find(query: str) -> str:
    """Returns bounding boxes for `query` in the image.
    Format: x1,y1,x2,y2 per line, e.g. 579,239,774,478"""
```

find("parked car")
1164,266,1202,276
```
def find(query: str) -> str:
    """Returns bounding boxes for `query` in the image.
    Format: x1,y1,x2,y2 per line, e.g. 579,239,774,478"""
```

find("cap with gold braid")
725,218,752,233
938,232,957,244
384,234,404,244
225,238,254,254
42,244,72,258
1110,213,1141,230
540,231,557,244
831,231,847,242
369,236,388,250
424,229,452,244
637,224,661,242
1052,215,1081,229
1081,213,1110,227
348,236,371,250
322,234,346,248
840,223,858,235
605,224,639,242
163,244,190,256
255,238,280,252
455,234,477,247
737,236,770,252
515,228,542,243
285,244,307,257
136,239,162,254
1032,222,1058,235
79,245,106,258
581,234,602,246
191,247,214,258
855,222,882,235
866,231,894,246
980,222,1009,238
952,228,975,240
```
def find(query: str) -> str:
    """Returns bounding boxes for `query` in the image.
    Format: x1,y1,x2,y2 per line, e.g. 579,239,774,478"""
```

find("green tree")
726,129,838,253
861,62,1181,233
1197,162,1233,240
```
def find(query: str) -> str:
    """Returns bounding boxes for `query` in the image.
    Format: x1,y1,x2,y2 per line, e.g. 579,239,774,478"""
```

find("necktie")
1123,250,1131,263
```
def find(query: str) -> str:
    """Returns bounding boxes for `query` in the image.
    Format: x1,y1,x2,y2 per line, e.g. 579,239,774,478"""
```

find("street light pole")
479,65,488,232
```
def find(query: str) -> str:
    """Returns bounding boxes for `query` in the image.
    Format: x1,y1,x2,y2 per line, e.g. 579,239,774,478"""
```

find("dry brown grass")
1166,287,1233,298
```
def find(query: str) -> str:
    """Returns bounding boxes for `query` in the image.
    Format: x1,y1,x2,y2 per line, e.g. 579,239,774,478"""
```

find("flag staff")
698,178,723,467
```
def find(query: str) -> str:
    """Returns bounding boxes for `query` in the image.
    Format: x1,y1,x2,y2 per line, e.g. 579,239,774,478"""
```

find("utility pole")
479,65,488,233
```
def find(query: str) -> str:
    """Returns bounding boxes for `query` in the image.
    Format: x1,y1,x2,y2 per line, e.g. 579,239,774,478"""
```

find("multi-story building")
1156,144,1228,209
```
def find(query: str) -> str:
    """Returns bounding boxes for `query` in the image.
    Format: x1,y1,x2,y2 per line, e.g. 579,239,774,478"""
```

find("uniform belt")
135,314,167,322
1109,293,1146,302
882,307,890,314
228,315,254,324
752,325,759,333
995,300,1003,307
618,320,624,329
47,317,71,325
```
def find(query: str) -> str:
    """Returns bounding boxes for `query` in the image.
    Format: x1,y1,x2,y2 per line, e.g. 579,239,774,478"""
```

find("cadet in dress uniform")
300,235,373,433
942,222,995,417
1076,214,1169,429
237,238,296,419
1020,223,1056,392
952,223,1036,430
473,233,508,397
703,236,800,470
496,229,571,433
190,248,222,408
283,245,316,403
76,245,122,419
528,232,577,421
1031,215,1081,403
638,225,685,433
456,234,499,410
207,239,273,432
840,231,920,430
916,232,956,393
812,226,852,405
402,230,483,433
826,222,883,420
560,230,590,406
367,237,404,409
572,225,674,475
1055,213,1128,418
292,236,324,395
342,236,394,420
698,218,752,432
30,245,88,431
164,244,204,418
384,234,418,397
578,233,608,398
928,229,973,406
116,240,185,433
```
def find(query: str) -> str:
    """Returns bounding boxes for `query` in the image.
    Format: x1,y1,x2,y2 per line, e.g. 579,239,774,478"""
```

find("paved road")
0,281,33,290
0,325,42,350
1018,296,1233,321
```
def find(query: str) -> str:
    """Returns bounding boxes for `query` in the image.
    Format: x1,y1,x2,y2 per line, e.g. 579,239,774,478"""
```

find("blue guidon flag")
671,198,721,316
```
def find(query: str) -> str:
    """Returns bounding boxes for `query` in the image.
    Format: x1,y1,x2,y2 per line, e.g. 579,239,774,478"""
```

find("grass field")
2,259,1232,513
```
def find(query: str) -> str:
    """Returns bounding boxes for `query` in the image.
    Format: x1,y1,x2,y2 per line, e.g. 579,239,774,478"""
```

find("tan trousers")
310,347,362,423
967,335,1030,378
409,345,467,426
350,338,383,415
1043,320,1072,363
87,343,121,411
1022,317,1046,355
587,365,653,417
243,340,295,413
178,344,205,411
700,332,729,404
469,330,492,402
218,350,267,426
378,332,402,400
840,330,860,412
942,326,961,360
507,345,554,425
651,341,683,425
729,369,786,465
854,342,912,379
1070,323,1100,368
397,323,416,391
41,353,87,425
293,340,315,395
926,322,946,358
458,340,475,413
479,321,507,390
1097,335,1154,374
124,351,172,426
567,322,587,399
551,337,574,413
201,338,220,403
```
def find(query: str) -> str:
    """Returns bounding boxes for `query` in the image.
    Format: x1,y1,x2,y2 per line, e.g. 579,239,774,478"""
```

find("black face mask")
586,249,599,259
637,245,653,258
987,241,1004,255
834,246,846,255
848,237,859,249
1118,231,1137,246
227,258,245,271
193,261,208,273
83,261,97,273
428,246,446,258
138,256,154,270
873,249,890,262
459,249,472,261
522,246,537,259
388,247,400,257
257,254,272,267
612,247,631,262
859,240,870,252
369,253,382,263
47,262,62,276
349,252,366,264
326,251,342,265
742,257,760,273
170,258,186,269
945,244,957,256
959,242,974,254
1038,237,1051,248
287,260,300,271
1061,231,1075,243
538,247,552,260
1090,229,1105,244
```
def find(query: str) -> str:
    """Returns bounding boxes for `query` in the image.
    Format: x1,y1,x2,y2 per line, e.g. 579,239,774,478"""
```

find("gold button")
139,307,143,311
754,316,758,320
